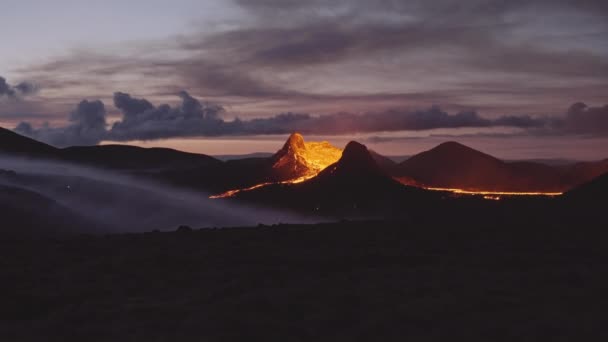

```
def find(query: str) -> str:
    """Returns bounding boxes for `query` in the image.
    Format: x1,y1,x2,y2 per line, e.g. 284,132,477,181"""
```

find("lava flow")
210,133,567,200
424,187,563,199
210,133,342,199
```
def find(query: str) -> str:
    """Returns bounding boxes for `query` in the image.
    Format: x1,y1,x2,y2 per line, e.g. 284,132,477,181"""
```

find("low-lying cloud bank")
0,156,315,233
13,91,608,147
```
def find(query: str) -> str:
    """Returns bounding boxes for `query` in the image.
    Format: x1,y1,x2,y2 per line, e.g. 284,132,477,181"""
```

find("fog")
0,155,318,234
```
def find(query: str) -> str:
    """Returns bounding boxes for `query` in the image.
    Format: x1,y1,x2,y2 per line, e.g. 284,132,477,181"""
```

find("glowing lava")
209,182,275,199
423,186,563,200
395,177,563,199
210,133,565,200
210,133,342,198
271,133,342,179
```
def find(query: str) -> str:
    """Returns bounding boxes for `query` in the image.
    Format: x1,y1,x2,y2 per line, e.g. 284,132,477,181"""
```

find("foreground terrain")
2,216,607,341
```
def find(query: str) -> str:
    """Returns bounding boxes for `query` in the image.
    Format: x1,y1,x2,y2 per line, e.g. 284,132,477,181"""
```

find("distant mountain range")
2,126,607,234
2,126,607,199
232,141,435,215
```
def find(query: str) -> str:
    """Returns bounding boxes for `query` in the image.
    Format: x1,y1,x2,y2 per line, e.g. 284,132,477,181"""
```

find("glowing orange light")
210,135,342,199
209,182,275,199
424,186,562,198
210,134,566,200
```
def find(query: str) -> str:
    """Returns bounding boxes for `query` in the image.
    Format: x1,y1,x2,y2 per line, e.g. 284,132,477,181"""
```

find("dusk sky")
1,0,607,159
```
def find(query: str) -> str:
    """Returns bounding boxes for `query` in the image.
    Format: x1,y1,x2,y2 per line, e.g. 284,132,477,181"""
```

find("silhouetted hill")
560,159,608,189
397,141,512,190
0,126,58,157
234,141,434,215
5,128,607,196
157,155,272,193
396,141,607,192
370,150,399,174
0,184,95,237
565,172,608,202
314,141,387,180
1,127,222,171
214,152,274,161
61,144,221,170
0,128,236,192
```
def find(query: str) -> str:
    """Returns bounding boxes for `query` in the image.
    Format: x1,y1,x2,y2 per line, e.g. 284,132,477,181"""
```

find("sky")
1,0,607,159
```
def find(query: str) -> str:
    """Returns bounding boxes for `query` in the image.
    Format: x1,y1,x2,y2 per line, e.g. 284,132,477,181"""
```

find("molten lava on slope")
271,133,342,181
211,133,342,198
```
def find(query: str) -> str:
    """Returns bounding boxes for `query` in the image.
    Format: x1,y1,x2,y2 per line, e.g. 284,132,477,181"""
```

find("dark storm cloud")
0,76,37,98
14,92,556,147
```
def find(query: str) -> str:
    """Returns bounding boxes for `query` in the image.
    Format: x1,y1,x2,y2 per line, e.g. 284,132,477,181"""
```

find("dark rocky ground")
2,217,608,341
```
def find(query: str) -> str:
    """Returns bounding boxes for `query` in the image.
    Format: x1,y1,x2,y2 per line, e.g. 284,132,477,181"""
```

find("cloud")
241,107,546,135
12,0,607,121
109,91,225,140
14,91,558,147
558,102,608,135
234,0,608,17
0,76,38,99
16,99,107,147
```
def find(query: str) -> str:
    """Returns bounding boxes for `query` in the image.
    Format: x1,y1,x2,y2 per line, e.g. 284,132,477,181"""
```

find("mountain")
61,144,221,171
370,150,399,174
233,141,433,215
0,126,58,157
270,132,342,181
395,141,608,193
270,133,311,180
565,172,608,202
560,159,608,188
314,141,387,181
397,141,514,190
0,128,231,192
159,133,345,194
214,152,274,161
1,126,221,170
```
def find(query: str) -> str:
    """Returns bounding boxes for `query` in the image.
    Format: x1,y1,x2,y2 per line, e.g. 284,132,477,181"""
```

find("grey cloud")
252,107,547,135
235,0,608,17
558,102,608,135
15,100,107,147
13,82,38,95
109,91,226,140
14,92,559,147
0,76,38,98
0,77,16,98
16,0,608,111
113,91,154,116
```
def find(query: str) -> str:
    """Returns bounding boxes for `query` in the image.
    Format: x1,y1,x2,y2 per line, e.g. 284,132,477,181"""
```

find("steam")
0,155,317,234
